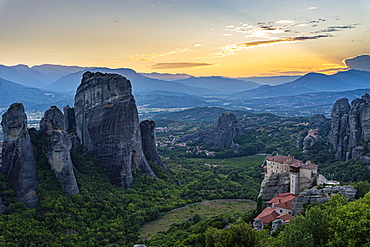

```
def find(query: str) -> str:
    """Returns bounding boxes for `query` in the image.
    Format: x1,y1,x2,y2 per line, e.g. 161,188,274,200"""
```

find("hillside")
0,77,73,113
175,76,260,94
152,106,252,123
47,68,215,95
235,70,370,100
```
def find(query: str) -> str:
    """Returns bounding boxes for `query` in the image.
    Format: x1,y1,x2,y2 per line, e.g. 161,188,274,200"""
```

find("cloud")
321,25,356,32
149,62,215,69
343,54,370,71
213,35,331,57
270,64,348,75
127,48,190,61
216,17,359,57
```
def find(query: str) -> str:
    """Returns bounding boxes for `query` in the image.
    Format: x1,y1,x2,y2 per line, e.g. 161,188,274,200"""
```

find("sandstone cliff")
40,106,80,195
1,103,39,208
140,120,169,172
74,72,157,188
175,112,244,150
328,93,370,160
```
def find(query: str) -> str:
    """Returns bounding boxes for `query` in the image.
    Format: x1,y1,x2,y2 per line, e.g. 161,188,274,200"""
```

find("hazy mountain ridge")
175,76,260,94
236,70,370,99
46,68,217,95
0,77,73,113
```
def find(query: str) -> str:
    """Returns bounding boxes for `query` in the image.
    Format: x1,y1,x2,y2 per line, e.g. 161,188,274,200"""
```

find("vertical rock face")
328,94,370,160
63,105,76,133
40,106,80,195
309,114,330,130
74,72,156,188
1,103,39,208
140,120,169,172
175,112,244,150
327,98,350,159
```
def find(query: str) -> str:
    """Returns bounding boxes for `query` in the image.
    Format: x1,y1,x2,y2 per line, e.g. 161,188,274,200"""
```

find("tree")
205,219,261,247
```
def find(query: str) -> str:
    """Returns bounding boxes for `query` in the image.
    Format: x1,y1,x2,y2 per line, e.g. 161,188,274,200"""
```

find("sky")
0,0,369,77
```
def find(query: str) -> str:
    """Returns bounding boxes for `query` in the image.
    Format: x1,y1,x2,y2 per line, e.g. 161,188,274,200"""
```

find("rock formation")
302,130,321,152
74,72,157,188
140,120,169,172
258,173,290,201
176,112,244,150
292,185,356,214
309,114,330,130
328,93,370,160
297,114,328,151
1,103,39,208
63,105,76,133
40,106,80,195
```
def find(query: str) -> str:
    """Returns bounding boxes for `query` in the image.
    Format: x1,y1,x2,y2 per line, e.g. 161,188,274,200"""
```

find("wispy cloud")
213,35,331,57
149,62,215,69
320,25,356,32
214,17,360,57
270,64,349,75
127,48,190,61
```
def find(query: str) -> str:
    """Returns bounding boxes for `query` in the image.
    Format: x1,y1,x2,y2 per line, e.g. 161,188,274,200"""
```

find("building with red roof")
254,192,297,226
263,155,318,195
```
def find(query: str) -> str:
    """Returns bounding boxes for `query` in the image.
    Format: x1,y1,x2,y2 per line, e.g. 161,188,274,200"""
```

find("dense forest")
1,112,370,246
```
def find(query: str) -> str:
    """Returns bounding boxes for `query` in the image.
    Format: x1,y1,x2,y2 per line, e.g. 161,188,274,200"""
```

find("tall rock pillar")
40,106,80,195
74,72,157,188
1,103,39,208
140,120,169,172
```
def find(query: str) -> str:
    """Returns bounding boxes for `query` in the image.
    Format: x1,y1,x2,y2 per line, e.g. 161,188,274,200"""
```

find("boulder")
1,103,39,208
40,106,80,195
74,72,157,188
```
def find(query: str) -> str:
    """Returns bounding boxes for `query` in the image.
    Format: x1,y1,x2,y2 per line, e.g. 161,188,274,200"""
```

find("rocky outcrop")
140,120,169,172
40,106,80,195
176,112,244,150
302,130,321,152
63,105,76,133
292,185,356,215
258,173,290,201
1,103,39,208
328,94,370,160
74,72,157,188
309,114,330,129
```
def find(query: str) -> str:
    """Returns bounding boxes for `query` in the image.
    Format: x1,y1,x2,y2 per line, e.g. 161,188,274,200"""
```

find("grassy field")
141,199,256,239
190,155,268,168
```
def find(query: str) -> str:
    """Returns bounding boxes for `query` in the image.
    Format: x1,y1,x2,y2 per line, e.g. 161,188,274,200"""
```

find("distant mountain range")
0,77,72,113
234,70,370,99
1,63,370,117
174,76,260,93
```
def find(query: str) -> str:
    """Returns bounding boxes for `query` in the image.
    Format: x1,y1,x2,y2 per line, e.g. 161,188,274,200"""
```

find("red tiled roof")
266,155,318,170
277,213,293,222
266,155,302,164
254,207,279,225
268,193,298,209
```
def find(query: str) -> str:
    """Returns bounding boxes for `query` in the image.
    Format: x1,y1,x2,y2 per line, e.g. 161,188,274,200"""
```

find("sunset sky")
0,0,369,77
